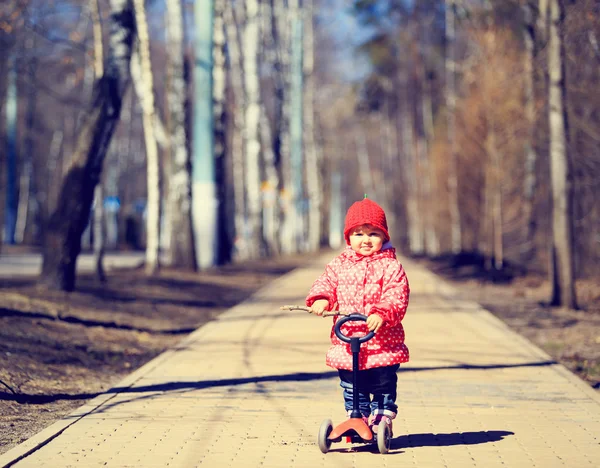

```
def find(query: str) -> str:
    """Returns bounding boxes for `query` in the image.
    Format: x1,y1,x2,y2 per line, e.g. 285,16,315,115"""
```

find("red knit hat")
343,198,390,244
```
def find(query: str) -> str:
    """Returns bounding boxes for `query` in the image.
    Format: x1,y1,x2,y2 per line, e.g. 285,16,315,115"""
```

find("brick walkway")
1,254,599,467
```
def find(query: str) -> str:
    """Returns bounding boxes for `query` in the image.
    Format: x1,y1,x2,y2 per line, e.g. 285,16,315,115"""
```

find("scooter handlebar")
334,313,376,344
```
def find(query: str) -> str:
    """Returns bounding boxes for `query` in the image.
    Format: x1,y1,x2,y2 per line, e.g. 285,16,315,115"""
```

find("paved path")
1,254,599,467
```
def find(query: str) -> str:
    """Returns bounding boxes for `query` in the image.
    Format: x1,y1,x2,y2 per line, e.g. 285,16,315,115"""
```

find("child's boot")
368,411,395,435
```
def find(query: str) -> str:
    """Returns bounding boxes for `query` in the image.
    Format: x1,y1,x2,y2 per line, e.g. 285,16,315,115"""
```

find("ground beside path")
1,253,599,467
0,249,323,455
0,247,598,457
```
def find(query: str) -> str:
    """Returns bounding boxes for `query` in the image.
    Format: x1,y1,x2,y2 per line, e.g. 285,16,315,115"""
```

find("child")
306,197,409,433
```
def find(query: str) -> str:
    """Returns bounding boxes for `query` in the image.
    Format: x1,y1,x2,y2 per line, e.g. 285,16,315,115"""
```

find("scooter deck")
329,418,373,442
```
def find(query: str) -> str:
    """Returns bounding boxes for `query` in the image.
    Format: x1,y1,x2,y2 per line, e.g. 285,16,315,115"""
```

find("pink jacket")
306,246,410,371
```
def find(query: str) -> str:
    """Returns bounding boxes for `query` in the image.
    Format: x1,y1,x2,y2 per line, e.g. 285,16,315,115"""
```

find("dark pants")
338,364,399,417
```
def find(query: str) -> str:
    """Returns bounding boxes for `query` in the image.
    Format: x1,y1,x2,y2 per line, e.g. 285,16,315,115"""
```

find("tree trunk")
522,0,539,257
289,0,305,252
275,0,295,255
132,0,161,275
269,0,289,252
213,0,232,264
487,113,503,270
303,0,321,253
15,35,37,244
224,0,248,261
402,105,424,255
165,0,196,270
243,0,264,258
445,0,462,253
40,0,135,291
93,184,106,282
4,53,18,245
548,0,577,308
259,0,281,256
417,9,440,256
90,0,106,281
192,0,218,268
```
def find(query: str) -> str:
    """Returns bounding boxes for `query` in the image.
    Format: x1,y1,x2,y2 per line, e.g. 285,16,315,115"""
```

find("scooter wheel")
376,419,391,454
317,419,333,453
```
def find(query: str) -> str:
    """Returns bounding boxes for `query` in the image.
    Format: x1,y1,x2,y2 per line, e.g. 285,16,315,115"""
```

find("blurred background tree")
0,0,598,307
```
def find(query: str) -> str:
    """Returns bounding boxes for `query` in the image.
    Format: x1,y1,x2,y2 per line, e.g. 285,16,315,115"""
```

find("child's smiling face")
349,224,386,256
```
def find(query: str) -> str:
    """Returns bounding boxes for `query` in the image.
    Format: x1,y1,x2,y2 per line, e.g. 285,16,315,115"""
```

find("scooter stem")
350,337,362,419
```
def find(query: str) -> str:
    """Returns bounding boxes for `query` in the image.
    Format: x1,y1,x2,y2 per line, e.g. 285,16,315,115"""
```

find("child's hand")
310,299,329,316
366,314,384,332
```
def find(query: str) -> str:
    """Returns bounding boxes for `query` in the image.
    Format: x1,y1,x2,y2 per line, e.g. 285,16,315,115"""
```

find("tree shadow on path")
0,360,557,404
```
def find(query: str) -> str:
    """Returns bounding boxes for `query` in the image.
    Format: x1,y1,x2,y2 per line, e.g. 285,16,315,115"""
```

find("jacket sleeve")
369,261,409,327
305,259,339,310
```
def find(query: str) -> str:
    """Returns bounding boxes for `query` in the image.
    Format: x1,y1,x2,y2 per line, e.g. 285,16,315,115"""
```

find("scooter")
317,313,391,454
279,306,392,454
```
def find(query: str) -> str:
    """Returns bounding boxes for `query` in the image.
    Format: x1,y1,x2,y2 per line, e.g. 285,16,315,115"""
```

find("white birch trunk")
243,0,263,258
289,0,305,252
165,0,196,270
275,0,295,254
548,0,577,308
132,0,161,274
303,0,321,252
90,0,106,280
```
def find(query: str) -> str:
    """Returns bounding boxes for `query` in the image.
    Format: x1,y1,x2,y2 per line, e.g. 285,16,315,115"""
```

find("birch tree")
303,0,322,252
547,0,577,308
132,0,161,275
90,0,106,282
40,0,136,291
243,0,264,258
165,0,196,270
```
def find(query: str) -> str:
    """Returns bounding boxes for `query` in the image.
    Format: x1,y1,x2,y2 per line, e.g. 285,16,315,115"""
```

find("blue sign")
104,196,121,211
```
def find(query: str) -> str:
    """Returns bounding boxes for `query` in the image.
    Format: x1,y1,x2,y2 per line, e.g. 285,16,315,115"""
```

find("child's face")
349,224,386,256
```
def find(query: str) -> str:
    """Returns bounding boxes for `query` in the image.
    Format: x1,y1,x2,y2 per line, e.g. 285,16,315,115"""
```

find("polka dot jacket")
306,245,410,371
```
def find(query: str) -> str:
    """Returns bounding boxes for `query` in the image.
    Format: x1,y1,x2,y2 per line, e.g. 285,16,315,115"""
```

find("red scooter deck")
329,418,374,442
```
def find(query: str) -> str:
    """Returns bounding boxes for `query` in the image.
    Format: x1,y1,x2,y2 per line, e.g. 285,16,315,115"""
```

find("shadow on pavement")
0,360,557,404
328,430,514,454
391,430,515,449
